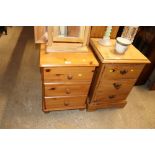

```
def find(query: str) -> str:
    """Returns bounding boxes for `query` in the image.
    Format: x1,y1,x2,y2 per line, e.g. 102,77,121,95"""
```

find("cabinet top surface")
40,44,99,67
90,38,150,64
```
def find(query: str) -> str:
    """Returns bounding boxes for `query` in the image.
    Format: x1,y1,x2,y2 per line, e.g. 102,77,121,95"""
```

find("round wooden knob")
109,95,116,99
89,61,93,65
49,87,56,90
45,69,51,72
66,88,71,94
113,83,122,89
67,74,73,80
64,102,69,106
109,69,115,73
120,70,128,75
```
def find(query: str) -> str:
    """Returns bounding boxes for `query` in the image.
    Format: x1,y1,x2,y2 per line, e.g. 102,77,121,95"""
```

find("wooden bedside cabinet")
40,45,98,112
35,26,98,112
87,38,150,111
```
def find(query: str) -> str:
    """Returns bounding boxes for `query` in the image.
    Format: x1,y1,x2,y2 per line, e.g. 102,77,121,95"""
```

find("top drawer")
43,67,95,83
102,64,144,79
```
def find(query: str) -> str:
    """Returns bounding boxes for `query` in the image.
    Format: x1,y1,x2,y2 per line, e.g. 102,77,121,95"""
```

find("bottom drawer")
44,96,86,111
93,79,135,103
94,93,128,103
88,100,127,110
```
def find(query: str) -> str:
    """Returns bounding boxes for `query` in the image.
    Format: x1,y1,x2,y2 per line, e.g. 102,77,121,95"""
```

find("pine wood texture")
102,64,145,79
47,26,91,51
46,43,84,52
90,26,119,39
94,78,137,103
52,26,85,42
90,38,150,64
40,43,98,112
67,26,80,37
44,83,89,97
88,38,150,111
43,67,95,83
44,96,87,111
34,26,119,44
87,100,127,111
40,44,98,67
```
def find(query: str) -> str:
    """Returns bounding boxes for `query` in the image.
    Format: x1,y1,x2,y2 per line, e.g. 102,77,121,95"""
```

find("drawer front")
102,64,144,79
44,96,86,110
93,79,136,103
94,93,128,103
44,84,90,97
98,79,136,94
91,100,127,108
43,67,95,83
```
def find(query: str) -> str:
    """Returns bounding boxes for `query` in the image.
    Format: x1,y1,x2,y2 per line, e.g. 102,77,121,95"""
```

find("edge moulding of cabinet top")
40,44,99,67
90,38,150,64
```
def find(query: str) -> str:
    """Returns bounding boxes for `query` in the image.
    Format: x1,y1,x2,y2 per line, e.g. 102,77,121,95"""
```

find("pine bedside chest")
38,27,98,112
88,38,150,111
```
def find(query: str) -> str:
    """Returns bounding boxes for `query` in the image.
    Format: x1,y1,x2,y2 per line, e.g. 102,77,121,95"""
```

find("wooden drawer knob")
120,70,128,75
45,69,51,72
89,61,93,65
67,74,73,80
109,95,116,99
49,87,56,90
66,88,71,94
109,69,115,73
113,83,122,89
64,102,69,106
56,74,62,76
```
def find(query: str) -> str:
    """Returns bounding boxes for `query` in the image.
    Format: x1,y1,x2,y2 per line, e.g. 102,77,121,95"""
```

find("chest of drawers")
40,44,98,112
87,38,150,111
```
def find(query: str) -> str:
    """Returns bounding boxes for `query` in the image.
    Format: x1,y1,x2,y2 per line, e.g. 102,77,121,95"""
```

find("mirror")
58,26,80,37
47,26,91,52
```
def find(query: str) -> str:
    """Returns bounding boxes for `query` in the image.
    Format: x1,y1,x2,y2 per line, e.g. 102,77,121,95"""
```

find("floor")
0,27,155,129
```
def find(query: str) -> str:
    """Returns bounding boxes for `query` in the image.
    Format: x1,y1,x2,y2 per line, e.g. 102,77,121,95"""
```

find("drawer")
98,79,136,94
94,79,136,103
102,64,144,79
90,100,127,108
44,96,86,110
43,67,95,83
44,83,90,97
94,93,127,103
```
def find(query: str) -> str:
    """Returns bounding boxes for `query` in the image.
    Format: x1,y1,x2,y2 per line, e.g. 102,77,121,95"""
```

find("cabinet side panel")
88,63,105,102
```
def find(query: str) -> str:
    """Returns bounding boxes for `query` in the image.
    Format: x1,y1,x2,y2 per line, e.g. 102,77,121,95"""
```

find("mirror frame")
52,26,85,42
